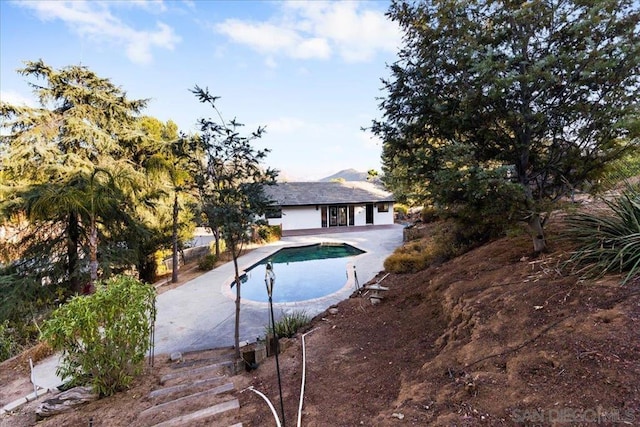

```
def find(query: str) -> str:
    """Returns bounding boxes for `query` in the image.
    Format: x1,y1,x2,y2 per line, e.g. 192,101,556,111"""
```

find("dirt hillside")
241,225,640,426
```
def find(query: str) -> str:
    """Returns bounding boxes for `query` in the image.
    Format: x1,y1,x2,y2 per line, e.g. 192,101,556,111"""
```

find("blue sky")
0,0,401,180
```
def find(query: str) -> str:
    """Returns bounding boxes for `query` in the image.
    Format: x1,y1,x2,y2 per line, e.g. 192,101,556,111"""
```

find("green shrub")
0,320,17,362
427,144,526,234
254,223,282,243
0,268,63,361
394,204,409,219
384,251,430,273
420,206,439,223
266,310,311,338
198,253,217,271
564,182,640,285
597,155,640,191
385,219,487,274
41,275,156,396
154,250,171,276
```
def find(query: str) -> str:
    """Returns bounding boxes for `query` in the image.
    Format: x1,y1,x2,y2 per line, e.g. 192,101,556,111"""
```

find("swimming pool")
236,243,365,303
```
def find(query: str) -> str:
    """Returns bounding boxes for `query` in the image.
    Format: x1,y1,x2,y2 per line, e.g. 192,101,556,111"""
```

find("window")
329,205,348,226
321,206,327,227
377,203,389,213
265,207,282,219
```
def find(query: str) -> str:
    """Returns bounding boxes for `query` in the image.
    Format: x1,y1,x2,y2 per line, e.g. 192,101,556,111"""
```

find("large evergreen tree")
0,60,149,293
373,0,640,251
144,117,197,283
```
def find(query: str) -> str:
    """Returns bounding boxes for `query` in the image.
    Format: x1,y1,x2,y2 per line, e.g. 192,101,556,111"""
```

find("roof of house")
265,181,395,207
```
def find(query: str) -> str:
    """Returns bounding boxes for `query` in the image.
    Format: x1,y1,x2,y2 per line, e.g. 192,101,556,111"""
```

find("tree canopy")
141,117,197,283
373,0,640,251
0,61,156,293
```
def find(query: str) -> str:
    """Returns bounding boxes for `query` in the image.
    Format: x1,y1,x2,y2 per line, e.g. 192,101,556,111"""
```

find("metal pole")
266,262,286,427
353,265,360,292
269,293,286,427
149,298,156,367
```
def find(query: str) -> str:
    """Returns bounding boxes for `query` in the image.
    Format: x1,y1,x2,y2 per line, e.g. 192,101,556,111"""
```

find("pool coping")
221,242,366,309
223,260,361,311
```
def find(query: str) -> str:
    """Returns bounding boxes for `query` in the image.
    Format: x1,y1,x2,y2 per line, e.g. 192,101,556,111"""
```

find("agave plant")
266,310,311,339
565,182,640,285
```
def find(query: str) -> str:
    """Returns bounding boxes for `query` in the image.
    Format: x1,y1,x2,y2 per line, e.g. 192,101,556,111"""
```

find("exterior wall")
374,202,395,225
353,205,367,226
267,202,395,231
267,206,320,230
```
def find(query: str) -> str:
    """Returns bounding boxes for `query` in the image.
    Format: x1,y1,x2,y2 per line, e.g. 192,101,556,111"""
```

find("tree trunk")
67,211,82,294
171,192,179,283
214,228,221,258
232,250,241,360
528,213,547,253
88,215,98,293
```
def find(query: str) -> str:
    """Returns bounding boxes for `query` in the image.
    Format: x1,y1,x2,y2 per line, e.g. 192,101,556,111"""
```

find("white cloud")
213,1,400,63
324,143,345,154
215,20,331,60
285,1,400,62
15,0,181,65
294,37,331,60
264,117,307,134
126,0,168,13
125,22,178,64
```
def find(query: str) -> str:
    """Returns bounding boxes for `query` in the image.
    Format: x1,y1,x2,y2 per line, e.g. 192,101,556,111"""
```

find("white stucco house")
263,181,396,233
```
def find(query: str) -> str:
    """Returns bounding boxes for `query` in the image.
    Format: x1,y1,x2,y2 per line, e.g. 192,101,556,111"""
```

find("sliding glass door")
329,205,348,226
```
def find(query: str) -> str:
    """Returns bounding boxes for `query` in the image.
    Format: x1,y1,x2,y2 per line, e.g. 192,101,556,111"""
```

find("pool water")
237,243,365,303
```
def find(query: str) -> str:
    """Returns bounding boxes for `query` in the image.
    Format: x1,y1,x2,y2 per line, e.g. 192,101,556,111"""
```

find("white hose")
297,328,317,427
378,272,390,284
241,386,282,427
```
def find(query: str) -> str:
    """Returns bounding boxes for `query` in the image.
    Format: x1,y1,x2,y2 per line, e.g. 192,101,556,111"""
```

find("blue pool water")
236,243,365,303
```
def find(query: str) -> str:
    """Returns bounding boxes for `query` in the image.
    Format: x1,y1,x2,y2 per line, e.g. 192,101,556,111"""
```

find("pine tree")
373,0,640,252
1,60,149,292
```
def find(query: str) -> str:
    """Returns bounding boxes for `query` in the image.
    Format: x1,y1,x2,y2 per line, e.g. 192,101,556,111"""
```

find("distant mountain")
319,169,369,182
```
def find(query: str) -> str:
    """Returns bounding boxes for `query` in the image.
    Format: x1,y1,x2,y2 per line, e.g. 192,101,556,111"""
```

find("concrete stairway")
139,352,243,427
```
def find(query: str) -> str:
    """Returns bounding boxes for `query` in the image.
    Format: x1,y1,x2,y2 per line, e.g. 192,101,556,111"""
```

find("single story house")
263,181,396,232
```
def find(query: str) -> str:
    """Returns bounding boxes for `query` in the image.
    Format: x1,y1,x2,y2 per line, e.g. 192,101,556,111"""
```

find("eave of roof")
265,181,395,207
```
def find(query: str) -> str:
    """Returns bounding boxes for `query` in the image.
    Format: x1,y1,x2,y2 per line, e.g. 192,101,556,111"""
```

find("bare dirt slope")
241,227,640,426
2,225,639,426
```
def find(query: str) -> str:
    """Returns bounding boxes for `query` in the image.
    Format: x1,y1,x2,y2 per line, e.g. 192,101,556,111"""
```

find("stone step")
168,354,235,370
149,375,226,401
159,361,233,385
149,398,240,427
140,382,235,420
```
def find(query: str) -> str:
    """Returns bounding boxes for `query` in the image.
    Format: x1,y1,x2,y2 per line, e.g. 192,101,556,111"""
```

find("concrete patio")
152,224,404,355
